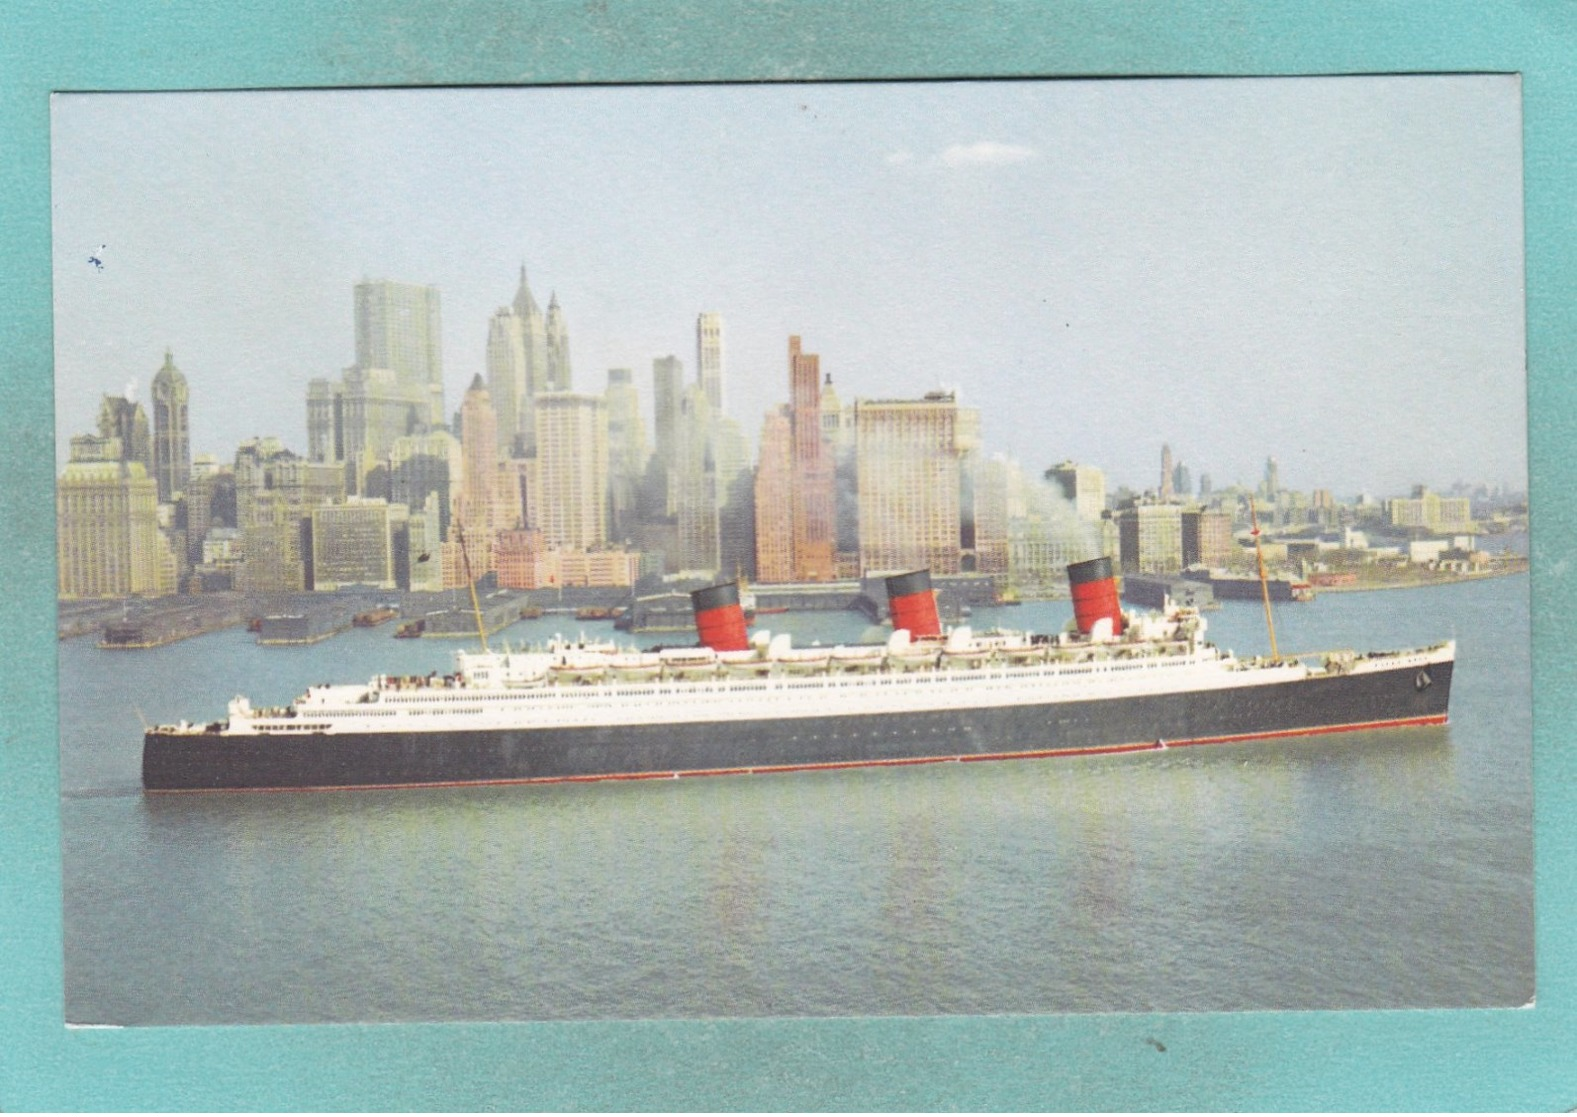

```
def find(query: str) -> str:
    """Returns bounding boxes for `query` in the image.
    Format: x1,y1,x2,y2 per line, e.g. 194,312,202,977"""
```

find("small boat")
394,619,426,639
550,655,608,683
717,649,774,677
659,646,719,679
774,647,831,673
607,652,664,680
828,645,886,671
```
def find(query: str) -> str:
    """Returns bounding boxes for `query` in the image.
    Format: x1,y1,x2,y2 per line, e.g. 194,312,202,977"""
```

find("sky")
50,76,1526,498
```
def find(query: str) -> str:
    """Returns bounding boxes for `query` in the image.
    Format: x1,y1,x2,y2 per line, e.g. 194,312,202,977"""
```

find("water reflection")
69,577,1526,1022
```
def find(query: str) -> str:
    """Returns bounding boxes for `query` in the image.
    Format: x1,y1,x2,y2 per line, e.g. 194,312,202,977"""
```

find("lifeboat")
941,644,994,667
717,649,774,677
1002,642,1050,665
828,645,886,672
550,653,608,684
659,646,719,680
774,647,831,674
606,652,663,681
886,644,939,671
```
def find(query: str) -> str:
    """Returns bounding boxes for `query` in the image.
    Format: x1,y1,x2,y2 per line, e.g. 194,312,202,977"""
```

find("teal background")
2,1,1571,1108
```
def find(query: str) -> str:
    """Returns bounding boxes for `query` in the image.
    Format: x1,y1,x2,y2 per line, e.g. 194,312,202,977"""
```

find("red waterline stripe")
145,713,1448,795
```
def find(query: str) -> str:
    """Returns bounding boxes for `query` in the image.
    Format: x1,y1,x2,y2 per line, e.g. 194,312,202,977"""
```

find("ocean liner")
142,559,1454,792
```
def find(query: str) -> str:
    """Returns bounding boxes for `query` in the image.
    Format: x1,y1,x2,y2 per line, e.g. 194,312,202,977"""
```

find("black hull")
144,659,1452,792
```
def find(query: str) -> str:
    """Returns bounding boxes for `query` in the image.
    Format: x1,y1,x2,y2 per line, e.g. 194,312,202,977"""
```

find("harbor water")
60,575,1532,1024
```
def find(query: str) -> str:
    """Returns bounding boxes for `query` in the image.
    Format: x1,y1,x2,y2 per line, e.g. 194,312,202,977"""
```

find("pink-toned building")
451,374,499,583
788,336,835,581
494,528,642,590
492,528,545,589
754,406,795,583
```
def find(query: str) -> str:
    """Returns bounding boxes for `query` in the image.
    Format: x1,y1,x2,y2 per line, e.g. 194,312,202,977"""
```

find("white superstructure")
170,607,1455,739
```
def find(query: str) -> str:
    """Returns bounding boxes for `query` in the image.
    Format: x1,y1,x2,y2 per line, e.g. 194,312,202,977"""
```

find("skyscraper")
57,455,173,599
455,375,499,578
788,336,834,581
819,372,859,562
534,392,609,551
150,350,190,503
485,306,529,455
1182,507,1234,568
405,492,444,592
233,438,345,592
183,455,235,567
719,461,757,583
389,428,462,540
604,368,648,544
545,293,572,392
1118,502,1185,574
311,499,398,590
696,311,724,414
511,266,552,454
651,355,684,479
709,414,752,512
353,279,444,426
754,407,795,583
307,366,427,480
1045,461,1107,522
510,266,549,376
854,391,979,575
97,391,152,475
1160,443,1174,501
674,383,719,572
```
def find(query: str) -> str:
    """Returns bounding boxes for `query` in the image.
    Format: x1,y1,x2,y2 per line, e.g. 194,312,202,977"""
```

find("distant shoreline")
1304,567,1528,595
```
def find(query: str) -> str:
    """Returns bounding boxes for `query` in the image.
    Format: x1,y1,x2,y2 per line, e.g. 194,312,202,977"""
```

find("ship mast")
453,517,490,654
1249,495,1280,661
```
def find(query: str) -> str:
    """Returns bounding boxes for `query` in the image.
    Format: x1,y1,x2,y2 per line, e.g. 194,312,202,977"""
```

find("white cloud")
939,141,1037,167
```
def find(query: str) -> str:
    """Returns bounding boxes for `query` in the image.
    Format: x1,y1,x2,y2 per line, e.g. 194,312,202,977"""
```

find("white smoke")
1021,477,1103,562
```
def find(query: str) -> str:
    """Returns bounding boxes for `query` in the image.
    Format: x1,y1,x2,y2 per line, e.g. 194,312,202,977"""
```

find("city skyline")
52,77,1525,496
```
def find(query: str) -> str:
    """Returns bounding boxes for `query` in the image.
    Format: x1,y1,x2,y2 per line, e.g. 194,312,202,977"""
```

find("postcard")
51,76,1529,1027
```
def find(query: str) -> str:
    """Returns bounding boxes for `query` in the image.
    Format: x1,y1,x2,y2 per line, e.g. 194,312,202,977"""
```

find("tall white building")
510,265,552,454
604,368,648,544
353,279,444,427
534,392,609,550
675,383,719,572
696,311,724,415
545,293,573,392
485,306,529,456
854,391,979,575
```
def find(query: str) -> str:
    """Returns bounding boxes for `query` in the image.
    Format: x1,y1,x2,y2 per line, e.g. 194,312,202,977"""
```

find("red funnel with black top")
690,582,750,652
885,570,942,639
1067,556,1125,636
